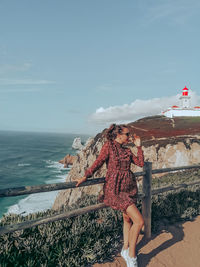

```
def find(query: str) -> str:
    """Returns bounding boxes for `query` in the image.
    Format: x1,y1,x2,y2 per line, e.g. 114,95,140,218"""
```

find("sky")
1,0,200,136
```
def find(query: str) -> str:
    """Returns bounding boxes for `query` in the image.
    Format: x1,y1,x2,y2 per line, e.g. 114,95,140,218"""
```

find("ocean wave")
17,163,31,167
44,160,66,170
51,170,61,174
0,132,78,218
51,168,71,173
0,156,24,164
7,191,59,216
6,173,70,216
47,174,68,184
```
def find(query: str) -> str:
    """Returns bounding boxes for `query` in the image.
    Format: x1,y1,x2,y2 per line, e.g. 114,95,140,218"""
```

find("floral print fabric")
84,140,144,213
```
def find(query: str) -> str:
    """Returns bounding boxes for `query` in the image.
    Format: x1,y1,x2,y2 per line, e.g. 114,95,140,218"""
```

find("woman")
76,124,144,267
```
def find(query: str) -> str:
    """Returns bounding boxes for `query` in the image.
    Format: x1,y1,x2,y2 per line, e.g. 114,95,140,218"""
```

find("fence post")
142,161,152,239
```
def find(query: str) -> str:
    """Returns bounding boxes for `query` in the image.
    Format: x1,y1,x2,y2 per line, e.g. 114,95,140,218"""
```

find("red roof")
182,86,188,91
172,105,179,108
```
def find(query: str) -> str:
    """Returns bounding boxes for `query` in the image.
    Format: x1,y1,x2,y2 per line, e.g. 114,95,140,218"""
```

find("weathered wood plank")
152,179,200,195
0,203,107,235
0,172,145,198
0,178,106,197
142,162,152,239
1,164,199,198
152,164,200,174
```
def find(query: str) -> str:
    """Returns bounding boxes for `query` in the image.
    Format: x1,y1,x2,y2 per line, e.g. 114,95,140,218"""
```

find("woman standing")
76,124,144,267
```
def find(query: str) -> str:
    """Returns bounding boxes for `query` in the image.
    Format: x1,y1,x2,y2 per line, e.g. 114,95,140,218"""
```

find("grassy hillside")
128,115,200,146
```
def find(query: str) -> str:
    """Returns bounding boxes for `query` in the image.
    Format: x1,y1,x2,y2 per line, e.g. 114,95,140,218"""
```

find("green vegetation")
178,116,200,123
0,196,123,267
151,168,200,188
0,170,200,267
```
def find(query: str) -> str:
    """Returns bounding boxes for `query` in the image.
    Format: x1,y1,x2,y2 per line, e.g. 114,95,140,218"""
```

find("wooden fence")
0,162,200,238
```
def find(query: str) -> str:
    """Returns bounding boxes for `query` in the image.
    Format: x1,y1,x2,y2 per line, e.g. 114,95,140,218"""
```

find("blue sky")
0,0,200,135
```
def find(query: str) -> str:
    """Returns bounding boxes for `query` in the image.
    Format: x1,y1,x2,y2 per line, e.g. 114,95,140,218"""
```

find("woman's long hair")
105,124,129,162
106,123,127,141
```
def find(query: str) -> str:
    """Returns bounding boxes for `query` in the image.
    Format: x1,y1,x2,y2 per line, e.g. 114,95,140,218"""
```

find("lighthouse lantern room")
179,86,191,108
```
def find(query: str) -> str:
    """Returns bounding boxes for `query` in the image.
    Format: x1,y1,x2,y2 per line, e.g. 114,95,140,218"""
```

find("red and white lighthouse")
179,86,191,108
162,86,200,118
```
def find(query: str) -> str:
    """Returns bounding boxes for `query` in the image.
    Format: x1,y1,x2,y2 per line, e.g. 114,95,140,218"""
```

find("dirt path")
93,215,200,267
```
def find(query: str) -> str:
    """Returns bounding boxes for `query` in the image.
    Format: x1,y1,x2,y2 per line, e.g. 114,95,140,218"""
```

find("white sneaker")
127,255,138,267
121,248,129,266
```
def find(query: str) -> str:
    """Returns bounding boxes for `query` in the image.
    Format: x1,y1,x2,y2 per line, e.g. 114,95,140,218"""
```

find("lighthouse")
162,86,200,118
179,86,191,108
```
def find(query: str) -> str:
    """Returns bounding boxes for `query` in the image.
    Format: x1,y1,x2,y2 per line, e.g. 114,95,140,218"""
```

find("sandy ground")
93,215,200,267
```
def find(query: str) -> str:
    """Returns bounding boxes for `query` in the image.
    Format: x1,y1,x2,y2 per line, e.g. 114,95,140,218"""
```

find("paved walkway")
93,215,200,267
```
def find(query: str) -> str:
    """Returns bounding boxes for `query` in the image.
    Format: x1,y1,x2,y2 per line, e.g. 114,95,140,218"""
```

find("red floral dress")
84,140,144,213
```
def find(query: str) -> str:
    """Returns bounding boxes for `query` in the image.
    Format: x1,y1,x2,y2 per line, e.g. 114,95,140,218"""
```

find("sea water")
0,131,89,218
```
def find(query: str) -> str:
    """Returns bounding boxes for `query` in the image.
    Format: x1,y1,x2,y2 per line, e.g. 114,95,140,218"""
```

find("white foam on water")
47,174,68,184
44,159,71,183
7,190,59,216
6,160,71,216
52,170,62,173
18,163,31,167
51,167,71,173
45,160,65,170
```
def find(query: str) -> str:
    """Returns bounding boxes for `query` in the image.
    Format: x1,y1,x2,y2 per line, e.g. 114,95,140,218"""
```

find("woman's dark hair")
106,123,127,141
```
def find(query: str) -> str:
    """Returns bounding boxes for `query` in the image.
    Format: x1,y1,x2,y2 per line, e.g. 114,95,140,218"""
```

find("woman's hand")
130,134,141,147
75,176,87,187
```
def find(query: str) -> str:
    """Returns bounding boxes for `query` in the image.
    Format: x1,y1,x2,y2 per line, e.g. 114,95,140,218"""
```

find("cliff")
53,115,200,210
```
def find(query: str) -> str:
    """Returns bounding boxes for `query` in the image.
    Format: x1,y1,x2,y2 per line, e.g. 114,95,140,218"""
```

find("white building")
162,86,200,118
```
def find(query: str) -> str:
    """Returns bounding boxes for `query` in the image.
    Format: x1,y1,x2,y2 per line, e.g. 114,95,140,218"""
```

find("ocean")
0,131,89,219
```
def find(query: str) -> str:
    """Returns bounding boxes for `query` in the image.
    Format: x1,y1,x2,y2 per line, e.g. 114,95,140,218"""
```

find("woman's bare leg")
126,204,144,258
122,212,132,250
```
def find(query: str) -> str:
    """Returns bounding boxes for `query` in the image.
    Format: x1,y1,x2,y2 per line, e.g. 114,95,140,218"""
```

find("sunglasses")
122,132,130,137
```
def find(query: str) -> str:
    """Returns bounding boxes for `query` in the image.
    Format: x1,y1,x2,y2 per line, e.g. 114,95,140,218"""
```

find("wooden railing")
0,162,200,238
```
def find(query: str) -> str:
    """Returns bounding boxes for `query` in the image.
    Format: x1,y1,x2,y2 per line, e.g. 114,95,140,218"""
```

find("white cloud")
0,63,32,74
0,88,43,93
0,78,55,85
141,0,200,26
90,90,200,125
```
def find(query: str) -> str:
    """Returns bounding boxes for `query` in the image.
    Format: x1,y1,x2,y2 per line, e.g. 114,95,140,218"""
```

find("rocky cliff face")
53,116,200,210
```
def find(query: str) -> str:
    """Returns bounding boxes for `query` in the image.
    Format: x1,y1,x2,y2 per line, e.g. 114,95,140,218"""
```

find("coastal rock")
59,154,77,168
53,116,200,210
59,137,93,168
72,137,84,150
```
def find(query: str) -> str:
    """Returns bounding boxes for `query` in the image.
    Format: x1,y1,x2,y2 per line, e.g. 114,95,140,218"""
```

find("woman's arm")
76,142,109,187
131,146,144,167
129,134,144,167
84,142,109,178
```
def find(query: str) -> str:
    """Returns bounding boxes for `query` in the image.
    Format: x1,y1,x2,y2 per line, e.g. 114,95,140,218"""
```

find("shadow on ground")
93,216,200,267
137,219,187,267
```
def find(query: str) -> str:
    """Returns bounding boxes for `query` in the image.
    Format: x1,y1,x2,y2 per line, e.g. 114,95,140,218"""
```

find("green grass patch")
152,168,200,189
